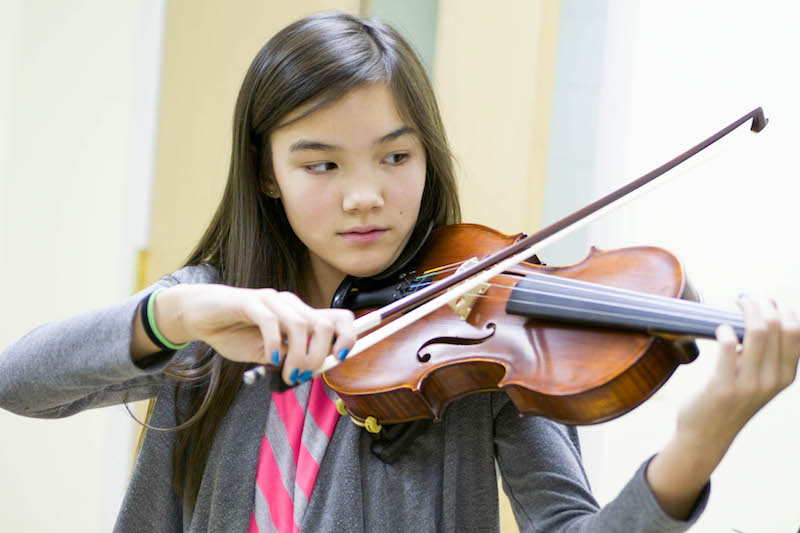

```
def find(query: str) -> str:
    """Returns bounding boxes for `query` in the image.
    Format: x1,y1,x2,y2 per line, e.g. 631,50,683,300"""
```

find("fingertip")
735,292,761,321
331,329,356,359
281,365,296,386
785,308,800,333
715,323,737,345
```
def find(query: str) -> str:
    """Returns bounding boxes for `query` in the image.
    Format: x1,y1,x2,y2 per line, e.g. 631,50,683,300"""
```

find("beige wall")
434,0,559,235
146,0,360,284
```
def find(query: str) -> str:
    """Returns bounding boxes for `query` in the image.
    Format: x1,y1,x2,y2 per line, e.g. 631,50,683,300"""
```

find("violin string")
517,284,738,326
447,290,745,333
456,287,741,324
408,274,743,329
416,259,546,279
417,262,543,279
413,260,548,286
416,262,705,313
408,257,747,334
417,254,552,278
500,297,744,334
429,291,743,339
500,272,742,322
420,261,468,277
477,288,744,334
408,272,742,323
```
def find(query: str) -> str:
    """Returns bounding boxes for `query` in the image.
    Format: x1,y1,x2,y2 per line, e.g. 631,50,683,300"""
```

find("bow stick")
243,107,768,385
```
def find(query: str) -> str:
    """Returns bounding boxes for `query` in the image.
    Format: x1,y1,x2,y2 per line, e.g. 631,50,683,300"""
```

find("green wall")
369,0,439,74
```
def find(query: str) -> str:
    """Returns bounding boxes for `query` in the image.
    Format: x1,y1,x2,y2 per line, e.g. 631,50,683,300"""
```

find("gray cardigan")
0,265,708,532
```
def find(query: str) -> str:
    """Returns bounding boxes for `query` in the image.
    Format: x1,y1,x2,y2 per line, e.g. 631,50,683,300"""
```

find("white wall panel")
573,2,800,531
0,1,164,531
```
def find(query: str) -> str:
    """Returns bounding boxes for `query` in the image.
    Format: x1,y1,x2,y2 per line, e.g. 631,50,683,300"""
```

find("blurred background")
1,0,798,531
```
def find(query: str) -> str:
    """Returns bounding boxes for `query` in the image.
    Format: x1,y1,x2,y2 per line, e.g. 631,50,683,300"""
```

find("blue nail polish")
299,370,313,383
738,292,748,300
289,368,299,384
337,348,349,361
271,350,280,365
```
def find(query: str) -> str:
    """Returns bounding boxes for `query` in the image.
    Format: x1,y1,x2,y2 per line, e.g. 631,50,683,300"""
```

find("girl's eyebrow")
289,126,417,153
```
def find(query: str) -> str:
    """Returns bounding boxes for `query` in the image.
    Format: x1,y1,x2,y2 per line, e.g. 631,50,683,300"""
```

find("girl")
1,11,798,533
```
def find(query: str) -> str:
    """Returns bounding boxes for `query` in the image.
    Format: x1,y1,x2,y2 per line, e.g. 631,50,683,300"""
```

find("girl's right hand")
154,284,356,386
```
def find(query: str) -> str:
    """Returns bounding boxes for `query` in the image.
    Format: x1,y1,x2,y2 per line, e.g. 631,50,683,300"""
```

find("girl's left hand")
675,296,800,458
646,296,799,519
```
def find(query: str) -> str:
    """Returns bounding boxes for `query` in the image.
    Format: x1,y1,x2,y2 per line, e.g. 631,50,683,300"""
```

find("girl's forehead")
272,84,412,149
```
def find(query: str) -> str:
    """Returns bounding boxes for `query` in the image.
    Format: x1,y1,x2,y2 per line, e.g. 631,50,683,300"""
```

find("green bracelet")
146,287,191,350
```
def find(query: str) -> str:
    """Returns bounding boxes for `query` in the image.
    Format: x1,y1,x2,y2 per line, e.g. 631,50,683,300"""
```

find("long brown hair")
142,11,461,514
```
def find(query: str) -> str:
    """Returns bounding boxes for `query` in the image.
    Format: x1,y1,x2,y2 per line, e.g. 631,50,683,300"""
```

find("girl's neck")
299,255,345,309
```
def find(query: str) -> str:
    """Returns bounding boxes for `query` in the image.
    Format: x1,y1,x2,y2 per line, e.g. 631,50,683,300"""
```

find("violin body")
324,224,700,426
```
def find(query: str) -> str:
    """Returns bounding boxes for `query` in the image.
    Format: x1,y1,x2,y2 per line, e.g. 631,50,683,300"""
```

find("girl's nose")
342,184,384,212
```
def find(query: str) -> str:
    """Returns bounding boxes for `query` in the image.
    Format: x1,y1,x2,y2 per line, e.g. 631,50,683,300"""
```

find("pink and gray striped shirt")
248,377,341,533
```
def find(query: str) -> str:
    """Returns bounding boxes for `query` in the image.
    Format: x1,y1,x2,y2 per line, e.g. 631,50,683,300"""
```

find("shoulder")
169,263,220,285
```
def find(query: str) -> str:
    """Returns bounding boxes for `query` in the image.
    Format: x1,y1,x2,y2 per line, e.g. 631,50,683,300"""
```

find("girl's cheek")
390,166,425,199
300,189,334,224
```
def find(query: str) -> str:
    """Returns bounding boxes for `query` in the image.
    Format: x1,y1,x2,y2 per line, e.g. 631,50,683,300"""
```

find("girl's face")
268,84,426,300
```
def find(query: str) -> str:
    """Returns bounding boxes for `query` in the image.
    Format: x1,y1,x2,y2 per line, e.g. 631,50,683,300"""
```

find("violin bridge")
448,257,490,320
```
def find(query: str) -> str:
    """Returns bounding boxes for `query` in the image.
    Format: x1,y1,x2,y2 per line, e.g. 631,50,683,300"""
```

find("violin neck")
505,274,745,342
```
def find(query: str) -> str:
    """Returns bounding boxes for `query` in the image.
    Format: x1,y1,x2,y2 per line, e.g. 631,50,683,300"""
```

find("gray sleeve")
113,380,184,533
0,264,217,419
493,396,709,533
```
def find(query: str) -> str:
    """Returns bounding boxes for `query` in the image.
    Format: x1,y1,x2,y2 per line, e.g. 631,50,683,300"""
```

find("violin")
243,107,767,437
324,222,715,428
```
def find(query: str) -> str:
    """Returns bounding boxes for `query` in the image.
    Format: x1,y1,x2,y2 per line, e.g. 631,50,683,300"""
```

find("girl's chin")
344,266,388,278
340,258,396,279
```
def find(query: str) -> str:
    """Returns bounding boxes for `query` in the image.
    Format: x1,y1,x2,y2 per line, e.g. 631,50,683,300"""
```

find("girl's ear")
252,143,281,198
260,179,281,199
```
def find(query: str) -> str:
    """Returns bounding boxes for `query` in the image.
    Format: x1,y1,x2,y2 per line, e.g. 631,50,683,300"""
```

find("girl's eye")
304,161,338,174
383,153,409,165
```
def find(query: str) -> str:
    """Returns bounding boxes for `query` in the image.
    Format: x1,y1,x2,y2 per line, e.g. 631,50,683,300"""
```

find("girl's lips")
338,229,387,244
